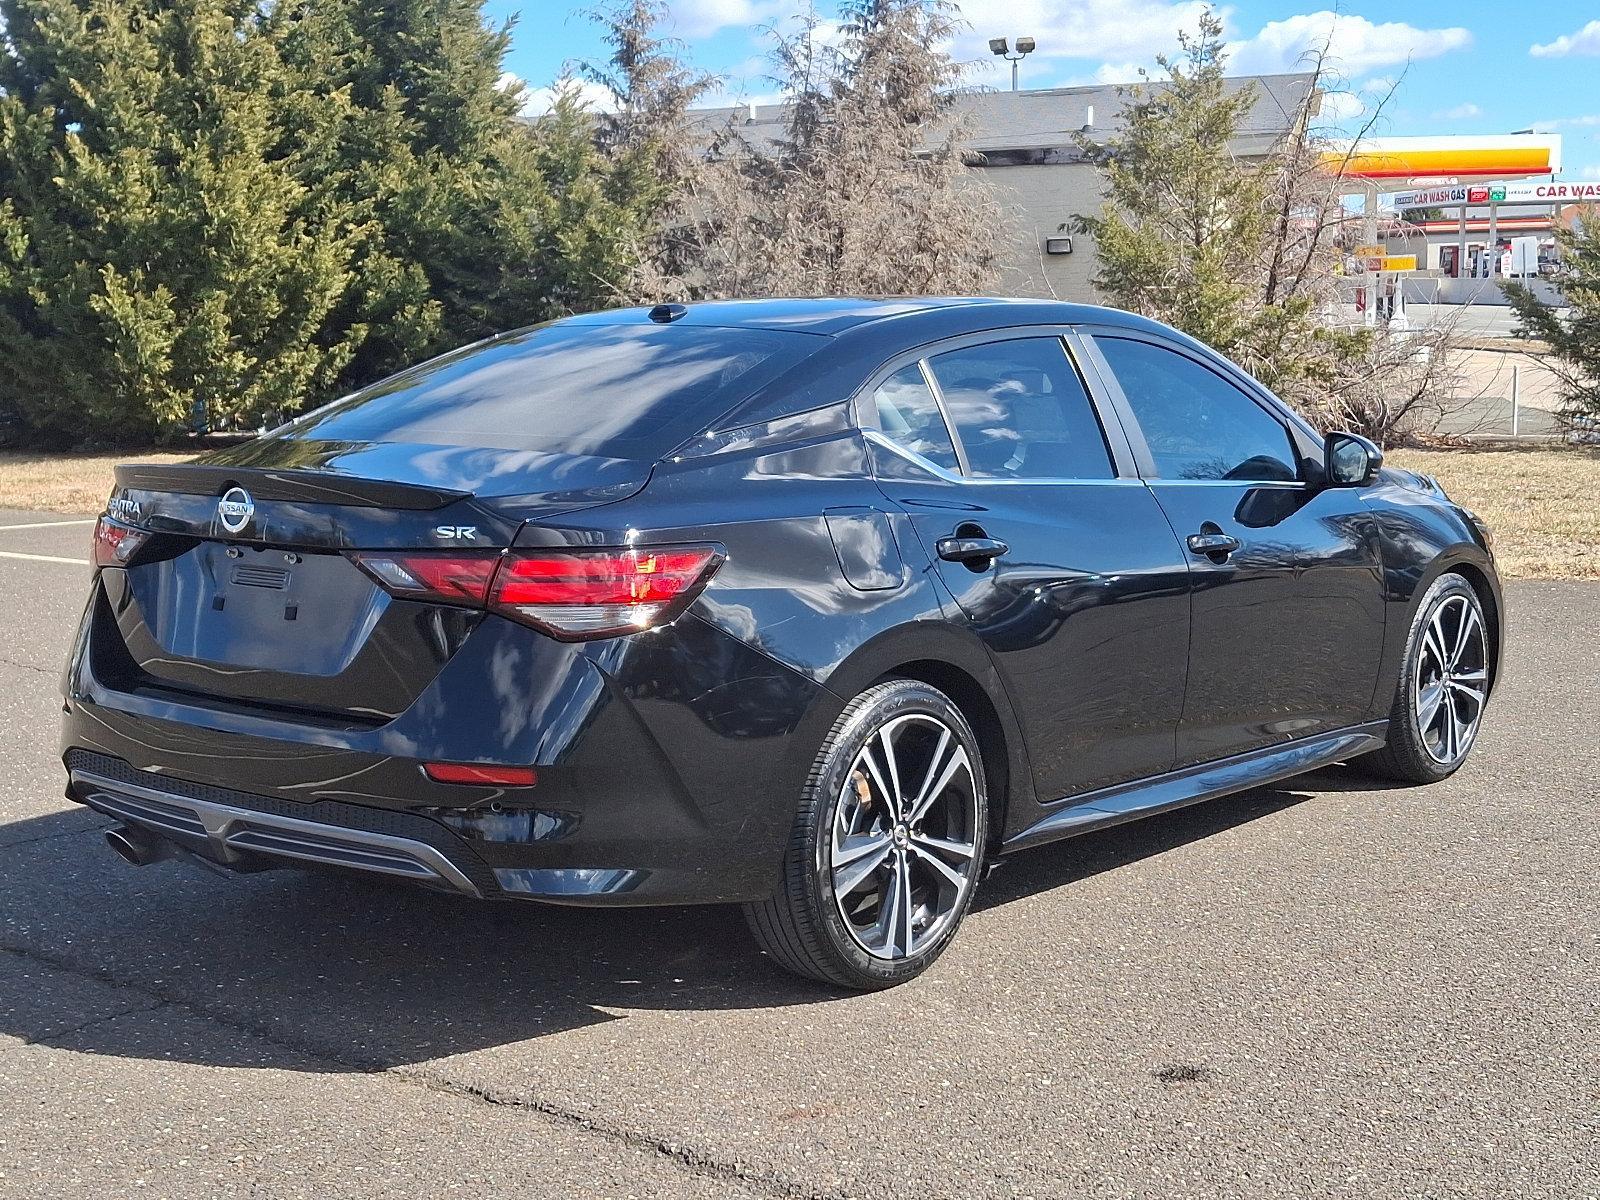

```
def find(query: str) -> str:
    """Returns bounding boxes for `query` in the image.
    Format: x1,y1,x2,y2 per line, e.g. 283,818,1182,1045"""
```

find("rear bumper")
69,751,487,897
61,601,840,905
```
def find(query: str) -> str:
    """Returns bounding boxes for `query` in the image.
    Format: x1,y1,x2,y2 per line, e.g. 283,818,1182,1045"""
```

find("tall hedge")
0,0,641,447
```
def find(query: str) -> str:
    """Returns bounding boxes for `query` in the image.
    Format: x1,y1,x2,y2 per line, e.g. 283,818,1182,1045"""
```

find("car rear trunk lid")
96,440,650,722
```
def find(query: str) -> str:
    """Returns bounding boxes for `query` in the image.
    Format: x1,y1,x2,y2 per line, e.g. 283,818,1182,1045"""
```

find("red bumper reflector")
423,762,538,787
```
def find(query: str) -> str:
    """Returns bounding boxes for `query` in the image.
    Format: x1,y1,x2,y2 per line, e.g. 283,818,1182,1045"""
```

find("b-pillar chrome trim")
71,768,482,897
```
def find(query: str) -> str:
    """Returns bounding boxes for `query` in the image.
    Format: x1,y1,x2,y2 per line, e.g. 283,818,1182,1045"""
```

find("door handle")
1187,531,1241,558
936,535,1009,564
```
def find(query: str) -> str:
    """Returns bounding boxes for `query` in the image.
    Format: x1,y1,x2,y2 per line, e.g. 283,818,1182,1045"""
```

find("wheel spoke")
909,841,966,890
1449,678,1487,709
834,830,891,868
834,840,893,899
857,743,894,823
907,738,969,826
911,832,976,861
1424,613,1449,673
1451,606,1482,669
1443,696,1461,759
895,854,915,958
1416,680,1447,732
874,853,908,958
906,728,950,819
878,725,904,821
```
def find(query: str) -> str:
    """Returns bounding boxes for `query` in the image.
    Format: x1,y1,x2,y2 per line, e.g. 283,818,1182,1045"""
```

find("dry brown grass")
1,444,1595,579
0,450,191,515
1388,445,1600,580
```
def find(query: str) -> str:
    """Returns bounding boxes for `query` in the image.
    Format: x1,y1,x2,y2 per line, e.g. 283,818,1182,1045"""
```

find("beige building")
693,74,1316,304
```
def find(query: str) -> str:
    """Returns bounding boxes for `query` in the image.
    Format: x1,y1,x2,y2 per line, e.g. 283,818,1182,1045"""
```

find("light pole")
988,36,1035,92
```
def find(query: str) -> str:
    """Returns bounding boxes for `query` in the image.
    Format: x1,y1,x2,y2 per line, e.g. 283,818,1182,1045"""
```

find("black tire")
1360,573,1490,784
743,679,989,990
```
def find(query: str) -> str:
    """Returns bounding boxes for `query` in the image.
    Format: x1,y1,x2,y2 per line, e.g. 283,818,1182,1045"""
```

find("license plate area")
131,542,385,676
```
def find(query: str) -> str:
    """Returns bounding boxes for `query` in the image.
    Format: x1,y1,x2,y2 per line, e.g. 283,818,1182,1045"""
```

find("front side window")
925,338,1114,480
872,364,960,472
1094,337,1299,482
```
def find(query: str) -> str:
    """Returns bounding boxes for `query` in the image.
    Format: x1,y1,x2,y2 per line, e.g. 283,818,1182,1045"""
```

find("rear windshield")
279,322,821,459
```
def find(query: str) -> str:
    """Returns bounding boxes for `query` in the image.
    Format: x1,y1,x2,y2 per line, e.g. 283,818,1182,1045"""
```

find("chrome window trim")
915,359,971,477
862,430,1147,487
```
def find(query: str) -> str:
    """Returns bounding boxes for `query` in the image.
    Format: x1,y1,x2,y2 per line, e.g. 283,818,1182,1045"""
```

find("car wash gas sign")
1393,181,1600,207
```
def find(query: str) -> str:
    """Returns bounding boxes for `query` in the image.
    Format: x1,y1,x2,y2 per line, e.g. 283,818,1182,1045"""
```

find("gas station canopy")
1318,134,1564,324
1321,135,1562,193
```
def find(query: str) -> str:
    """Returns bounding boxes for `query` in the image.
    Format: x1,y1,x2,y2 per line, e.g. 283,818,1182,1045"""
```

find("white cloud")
1579,165,1600,181
946,0,1212,68
1091,62,1149,84
1530,114,1600,132
667,0,785,39
1319,90,1366,122
509,76,616,119
1530,20,1600,58
1433,102,1481,120
1229,12,1472,76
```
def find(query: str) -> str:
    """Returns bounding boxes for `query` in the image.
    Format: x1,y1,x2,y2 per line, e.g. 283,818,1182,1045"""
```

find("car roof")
559,296,1172,339
557,296,1270,437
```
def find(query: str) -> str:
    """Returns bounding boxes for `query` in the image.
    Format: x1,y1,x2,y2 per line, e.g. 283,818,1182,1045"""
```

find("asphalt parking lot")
1,507,1596,1199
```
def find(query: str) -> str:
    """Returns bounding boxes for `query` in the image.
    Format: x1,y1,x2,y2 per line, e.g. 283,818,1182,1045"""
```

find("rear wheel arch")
871,659,1013,852
821,623,1036,845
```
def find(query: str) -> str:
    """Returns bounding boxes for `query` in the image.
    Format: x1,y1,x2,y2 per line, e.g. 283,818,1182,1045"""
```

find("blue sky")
487,2,1600,183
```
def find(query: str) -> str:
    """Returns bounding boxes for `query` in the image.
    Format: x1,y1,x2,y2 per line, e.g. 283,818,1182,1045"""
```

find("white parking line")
0,550,87,565
0,518,96,532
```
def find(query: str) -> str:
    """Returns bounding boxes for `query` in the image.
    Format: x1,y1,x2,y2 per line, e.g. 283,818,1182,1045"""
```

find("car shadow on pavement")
0,763,1401,1073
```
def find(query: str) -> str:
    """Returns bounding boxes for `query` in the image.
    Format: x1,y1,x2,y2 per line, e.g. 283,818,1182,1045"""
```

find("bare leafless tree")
682,0,1004,299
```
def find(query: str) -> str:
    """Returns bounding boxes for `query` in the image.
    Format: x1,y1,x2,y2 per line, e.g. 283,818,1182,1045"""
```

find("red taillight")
350,545,722,642
92,516,148,568
424,762,537,787
349,551,500,604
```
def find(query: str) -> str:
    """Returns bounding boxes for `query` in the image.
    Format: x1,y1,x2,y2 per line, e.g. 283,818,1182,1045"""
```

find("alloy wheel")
1413,594,1488,765
828,713,981,960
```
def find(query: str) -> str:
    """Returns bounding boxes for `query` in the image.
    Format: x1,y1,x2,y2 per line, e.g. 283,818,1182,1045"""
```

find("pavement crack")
403,1070,848,1200
18,997,169,1046
0,821,108,850
0,655,55,677
0,941,837,1200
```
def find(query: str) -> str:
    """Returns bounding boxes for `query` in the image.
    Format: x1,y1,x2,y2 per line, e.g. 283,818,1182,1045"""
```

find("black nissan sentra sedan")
63,298,1502,989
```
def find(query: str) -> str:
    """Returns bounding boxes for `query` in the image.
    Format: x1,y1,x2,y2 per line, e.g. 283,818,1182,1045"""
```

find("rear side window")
1095,338,1299,482
280,323,820,459
926,339,1114,480
872,364,960,472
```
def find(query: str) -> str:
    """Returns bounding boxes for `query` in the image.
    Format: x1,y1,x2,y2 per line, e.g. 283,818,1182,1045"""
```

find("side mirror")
1323,431,1383,488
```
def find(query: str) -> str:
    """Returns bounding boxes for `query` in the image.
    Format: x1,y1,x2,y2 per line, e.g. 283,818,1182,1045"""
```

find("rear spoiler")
112,464,470,511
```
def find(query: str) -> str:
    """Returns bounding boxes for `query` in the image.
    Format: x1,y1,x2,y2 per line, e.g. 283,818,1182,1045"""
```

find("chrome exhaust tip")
105,824,178,867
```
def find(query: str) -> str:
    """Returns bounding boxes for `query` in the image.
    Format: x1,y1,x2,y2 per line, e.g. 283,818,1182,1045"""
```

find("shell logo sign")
1321,135,1561,188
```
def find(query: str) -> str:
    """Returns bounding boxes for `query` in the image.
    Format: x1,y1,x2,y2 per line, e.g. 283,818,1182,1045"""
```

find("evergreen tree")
272,0,637,391
0,0,359,445
1078,13,1269,353
1506,221,1600,428
1073,10,1463,441
0,0,650,447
